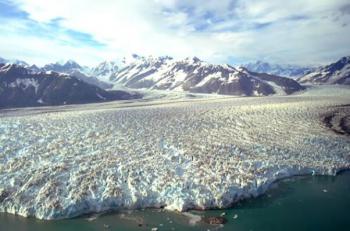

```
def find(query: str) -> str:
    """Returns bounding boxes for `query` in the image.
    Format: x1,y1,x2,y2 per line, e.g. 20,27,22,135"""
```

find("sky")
0,0,350,66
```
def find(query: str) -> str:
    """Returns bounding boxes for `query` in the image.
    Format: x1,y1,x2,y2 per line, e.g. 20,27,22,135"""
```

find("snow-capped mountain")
28,64,41,73
42,60,84,73
243,61,314,78
0,57,42,74
112,56,304,96
11,60,30,67
0,57,30,67
0,56,307,96
90,61,119,82
42,60,112,89
0,58,114,89
298,56,350,85
0,64,138,108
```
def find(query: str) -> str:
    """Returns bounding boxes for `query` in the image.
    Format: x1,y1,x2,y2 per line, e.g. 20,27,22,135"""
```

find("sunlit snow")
0,86,349,219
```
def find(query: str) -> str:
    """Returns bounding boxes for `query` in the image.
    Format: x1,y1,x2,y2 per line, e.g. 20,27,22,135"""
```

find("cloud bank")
0,0,350,66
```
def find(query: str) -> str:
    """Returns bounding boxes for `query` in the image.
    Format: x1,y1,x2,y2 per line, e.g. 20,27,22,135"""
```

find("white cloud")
2,0,350,66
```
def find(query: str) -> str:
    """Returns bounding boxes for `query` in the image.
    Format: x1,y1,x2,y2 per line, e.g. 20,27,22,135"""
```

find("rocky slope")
298,56,350,85
0,64,139,108
112,56,304,96
90,61,119,83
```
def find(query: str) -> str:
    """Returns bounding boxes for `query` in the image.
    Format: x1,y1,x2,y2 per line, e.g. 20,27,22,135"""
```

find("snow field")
0,87,349,219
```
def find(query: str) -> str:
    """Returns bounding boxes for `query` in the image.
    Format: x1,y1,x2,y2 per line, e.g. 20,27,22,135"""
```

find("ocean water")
1,171,350,231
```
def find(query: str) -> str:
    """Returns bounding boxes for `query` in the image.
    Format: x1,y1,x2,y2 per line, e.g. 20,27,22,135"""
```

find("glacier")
0,86,349,220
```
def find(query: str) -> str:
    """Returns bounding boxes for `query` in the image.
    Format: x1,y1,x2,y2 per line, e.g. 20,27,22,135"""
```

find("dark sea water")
1,171,350,231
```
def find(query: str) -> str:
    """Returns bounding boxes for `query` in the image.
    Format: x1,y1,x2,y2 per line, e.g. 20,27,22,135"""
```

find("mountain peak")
0,57,29,67
325,56,350,73
63,60,81,68
0,63,29,75
91,60,119,82
338,56,350,65
298,56,350,85
43,60,82,72
192,56,201,63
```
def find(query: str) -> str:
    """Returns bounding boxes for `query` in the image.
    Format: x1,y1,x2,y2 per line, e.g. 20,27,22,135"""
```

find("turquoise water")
1,172,350,231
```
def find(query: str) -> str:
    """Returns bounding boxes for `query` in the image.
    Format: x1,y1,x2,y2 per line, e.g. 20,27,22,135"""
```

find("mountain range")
0,56,306,96
112,56,304,96
0,63,139,108
243,61,315,78
298,56,350,85
1,55,349,108
41,60,113,89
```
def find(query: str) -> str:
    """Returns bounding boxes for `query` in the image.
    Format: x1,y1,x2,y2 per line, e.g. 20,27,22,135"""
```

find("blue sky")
0,0,350,66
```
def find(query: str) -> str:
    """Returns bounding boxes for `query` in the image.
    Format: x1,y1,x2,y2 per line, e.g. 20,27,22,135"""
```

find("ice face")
0,87,350,220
